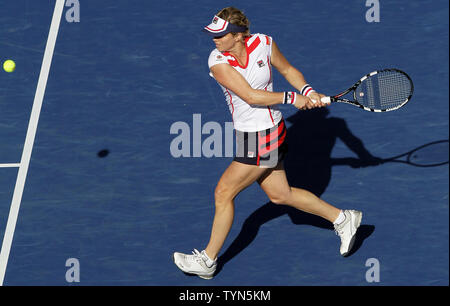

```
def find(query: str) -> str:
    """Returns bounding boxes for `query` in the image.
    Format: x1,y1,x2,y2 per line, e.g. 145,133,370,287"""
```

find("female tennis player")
173,7,362,279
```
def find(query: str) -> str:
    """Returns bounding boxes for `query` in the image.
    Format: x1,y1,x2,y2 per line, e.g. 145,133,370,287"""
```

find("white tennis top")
208,33,282,132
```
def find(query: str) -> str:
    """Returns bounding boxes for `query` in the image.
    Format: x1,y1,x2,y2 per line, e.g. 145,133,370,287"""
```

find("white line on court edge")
0,164,21,168
0,0,65,286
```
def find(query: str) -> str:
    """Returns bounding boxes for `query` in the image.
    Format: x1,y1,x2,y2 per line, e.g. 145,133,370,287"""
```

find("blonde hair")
216,7,251,38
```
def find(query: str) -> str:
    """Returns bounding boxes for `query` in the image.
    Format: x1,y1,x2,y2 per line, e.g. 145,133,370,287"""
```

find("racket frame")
325,69,414,112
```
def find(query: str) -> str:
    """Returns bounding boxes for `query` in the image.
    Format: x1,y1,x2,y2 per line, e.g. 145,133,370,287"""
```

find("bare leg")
204,161,269,260
257,162,341,223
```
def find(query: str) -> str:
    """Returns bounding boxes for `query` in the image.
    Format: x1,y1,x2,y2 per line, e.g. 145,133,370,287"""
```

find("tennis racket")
312,69,414,112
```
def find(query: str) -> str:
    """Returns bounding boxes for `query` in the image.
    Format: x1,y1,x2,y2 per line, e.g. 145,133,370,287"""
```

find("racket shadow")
217,108,377,274
382,139,449,167
332,140,449,168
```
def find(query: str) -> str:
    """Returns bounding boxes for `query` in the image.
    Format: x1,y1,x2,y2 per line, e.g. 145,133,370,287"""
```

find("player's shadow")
216,108,377,274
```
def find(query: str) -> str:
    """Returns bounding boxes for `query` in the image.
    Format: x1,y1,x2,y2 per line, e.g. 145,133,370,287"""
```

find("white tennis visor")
202,15,247,37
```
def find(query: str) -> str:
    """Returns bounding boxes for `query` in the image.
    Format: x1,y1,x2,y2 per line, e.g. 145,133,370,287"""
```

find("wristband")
283,92,297,105
300,84,316,97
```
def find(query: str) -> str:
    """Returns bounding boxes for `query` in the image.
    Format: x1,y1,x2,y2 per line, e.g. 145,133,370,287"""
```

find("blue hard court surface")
0,0,448,285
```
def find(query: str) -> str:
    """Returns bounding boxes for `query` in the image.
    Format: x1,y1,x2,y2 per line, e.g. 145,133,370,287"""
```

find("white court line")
0,164,21,168
0,0,65,286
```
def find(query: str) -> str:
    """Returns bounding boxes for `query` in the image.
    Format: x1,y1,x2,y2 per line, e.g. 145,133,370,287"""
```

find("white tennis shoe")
173,249,217,279
334,210,362,256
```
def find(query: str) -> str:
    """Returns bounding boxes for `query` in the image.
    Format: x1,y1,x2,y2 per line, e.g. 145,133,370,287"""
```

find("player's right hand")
293,95,316,110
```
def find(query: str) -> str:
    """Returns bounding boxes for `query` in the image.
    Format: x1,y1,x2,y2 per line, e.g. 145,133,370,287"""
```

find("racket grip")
321,96,331,103
311,96,331,104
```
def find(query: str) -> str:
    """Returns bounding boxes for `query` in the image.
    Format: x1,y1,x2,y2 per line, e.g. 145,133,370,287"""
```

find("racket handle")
321,96,331,103
311,96,331,104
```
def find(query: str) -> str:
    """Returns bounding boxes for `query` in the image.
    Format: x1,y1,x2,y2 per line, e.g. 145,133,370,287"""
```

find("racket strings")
356,70,413,111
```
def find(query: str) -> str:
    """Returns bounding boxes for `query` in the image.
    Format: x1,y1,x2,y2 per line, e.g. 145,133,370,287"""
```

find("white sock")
202,250,216,266
333,210,346,225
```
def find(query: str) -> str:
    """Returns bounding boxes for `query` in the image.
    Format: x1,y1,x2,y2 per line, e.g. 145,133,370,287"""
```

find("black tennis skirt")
234,119,288,168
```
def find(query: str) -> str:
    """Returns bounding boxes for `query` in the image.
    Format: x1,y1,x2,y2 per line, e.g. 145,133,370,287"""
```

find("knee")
267,188,291,205
268,194,287,205
214,184,234,206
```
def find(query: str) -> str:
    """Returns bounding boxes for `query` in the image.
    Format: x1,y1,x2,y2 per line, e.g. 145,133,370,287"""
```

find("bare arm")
209,40,325,109
271,40,327,108
270,41,308,91
210,63,285,106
